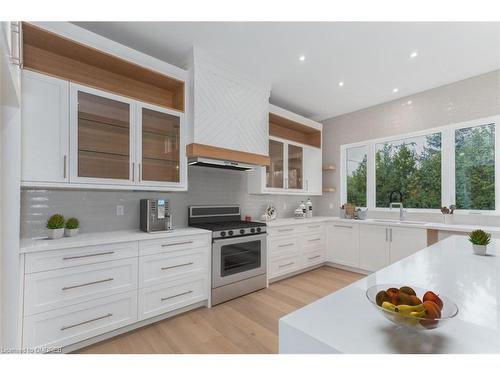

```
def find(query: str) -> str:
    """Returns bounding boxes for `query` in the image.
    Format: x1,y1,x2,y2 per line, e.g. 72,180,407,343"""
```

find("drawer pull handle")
308,238,321,242
60,313,113,331
278,243,294,248
278,262,294,268
62,278,114,291
161,290,193,301
308,255,321,260
333,225,353,229
161,262,194,271
161,241,194,247
308,225,321,229
62,251,115,261
278,228,294,232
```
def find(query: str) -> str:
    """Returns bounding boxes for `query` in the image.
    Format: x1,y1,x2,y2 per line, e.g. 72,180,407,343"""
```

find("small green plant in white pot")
468,230,491,256
65,217,80,237
46,214,65,239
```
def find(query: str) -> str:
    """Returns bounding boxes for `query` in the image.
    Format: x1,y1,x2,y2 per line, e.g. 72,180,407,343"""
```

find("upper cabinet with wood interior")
248,104,323,195
20,22,187,191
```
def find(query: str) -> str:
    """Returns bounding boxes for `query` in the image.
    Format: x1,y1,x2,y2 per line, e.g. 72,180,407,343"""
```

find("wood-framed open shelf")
269,113,321,148
22,22,185,112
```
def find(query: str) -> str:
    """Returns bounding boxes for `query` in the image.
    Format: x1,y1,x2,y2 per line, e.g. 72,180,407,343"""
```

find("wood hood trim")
186,143,270,166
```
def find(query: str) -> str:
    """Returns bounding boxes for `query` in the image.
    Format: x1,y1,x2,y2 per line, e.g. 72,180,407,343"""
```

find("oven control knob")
256,227,262,233
240,229,245,235
228,230,234,236
250,228,255,233
220,231,226,237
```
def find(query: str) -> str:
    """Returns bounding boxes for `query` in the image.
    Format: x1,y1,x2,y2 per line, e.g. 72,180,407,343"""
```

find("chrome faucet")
389,190,405,221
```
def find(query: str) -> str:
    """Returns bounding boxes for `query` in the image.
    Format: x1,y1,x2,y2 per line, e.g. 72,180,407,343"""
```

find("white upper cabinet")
21,70,69,183
248,104,323,196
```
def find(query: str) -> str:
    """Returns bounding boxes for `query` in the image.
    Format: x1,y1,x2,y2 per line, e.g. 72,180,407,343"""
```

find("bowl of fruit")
366,284,458,331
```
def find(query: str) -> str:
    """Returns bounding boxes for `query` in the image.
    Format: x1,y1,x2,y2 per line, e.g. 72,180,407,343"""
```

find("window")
455,123,495,210
346,145,367,206
341,115,498,213
375,133,441,208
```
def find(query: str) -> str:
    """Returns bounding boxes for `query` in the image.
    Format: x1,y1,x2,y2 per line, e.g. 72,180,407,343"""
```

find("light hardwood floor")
77,266,363,354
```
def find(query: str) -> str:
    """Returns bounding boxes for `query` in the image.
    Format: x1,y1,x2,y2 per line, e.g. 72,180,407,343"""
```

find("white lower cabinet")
21,232,210,351
358,225,389,272
268,223,326,280
389,227,427,263
327,223,359,268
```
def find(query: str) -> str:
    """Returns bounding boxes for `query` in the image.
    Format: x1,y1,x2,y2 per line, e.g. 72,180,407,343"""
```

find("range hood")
188,157,255,171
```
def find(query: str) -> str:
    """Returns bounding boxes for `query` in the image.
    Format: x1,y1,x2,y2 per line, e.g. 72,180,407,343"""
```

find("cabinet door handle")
385,228,388,242
62,278,114,291
308,255,321,260
161,262,193,271
60,313,113,331
390,228,393,242
308,238,321,242
62,251,115,261
278,262,294,268
284,178,288,189
278,228,294,232
161,240,193,247
138,163,142,182
333,224,352,229
132,162,135,181
63,155,67,179
161,290,193,301
278,243,294,248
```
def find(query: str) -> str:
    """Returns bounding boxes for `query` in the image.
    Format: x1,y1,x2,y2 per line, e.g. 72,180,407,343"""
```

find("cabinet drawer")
23,291,137,350
269,254,301,278
269,236,300,258
139,234,210,256
138,277,207,320
302,232,326,251
25,241,138,273
302,248,326,268
139,247,208,288
268,225,302,236
24,257,138,316
303,223,325,234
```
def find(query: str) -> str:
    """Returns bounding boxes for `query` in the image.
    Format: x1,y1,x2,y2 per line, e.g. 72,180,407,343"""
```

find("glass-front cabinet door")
266,139,284,189
136,102,184,187
70,84,135,184
287,144,303,190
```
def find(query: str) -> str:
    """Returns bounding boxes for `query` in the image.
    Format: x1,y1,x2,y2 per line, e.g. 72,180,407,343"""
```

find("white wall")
318,69,500,225
0,21,22,351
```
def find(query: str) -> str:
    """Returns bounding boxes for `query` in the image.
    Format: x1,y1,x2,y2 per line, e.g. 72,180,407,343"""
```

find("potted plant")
468,229,491,256
46,214,65,239
65,217,80,237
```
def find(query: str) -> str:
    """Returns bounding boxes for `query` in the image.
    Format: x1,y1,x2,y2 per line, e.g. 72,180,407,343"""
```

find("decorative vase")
65,228,79,237
47,228,64,239
443,215,454,224
472,244,487,256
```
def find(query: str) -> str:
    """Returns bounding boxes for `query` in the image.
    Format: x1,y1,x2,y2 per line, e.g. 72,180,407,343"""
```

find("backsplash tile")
21,167,319,238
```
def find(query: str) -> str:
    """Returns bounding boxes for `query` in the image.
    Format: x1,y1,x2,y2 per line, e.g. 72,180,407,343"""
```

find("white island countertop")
279,235,500,354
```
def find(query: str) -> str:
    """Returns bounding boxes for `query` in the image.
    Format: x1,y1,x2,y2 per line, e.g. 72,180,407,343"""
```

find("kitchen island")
279,235,500,353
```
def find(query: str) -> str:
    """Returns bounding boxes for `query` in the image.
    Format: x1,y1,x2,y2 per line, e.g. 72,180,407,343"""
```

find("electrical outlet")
116,205,125,216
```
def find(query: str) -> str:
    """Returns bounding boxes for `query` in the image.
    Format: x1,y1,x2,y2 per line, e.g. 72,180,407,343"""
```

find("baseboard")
268,263,325,283
325,262,370,275
63,300,208,353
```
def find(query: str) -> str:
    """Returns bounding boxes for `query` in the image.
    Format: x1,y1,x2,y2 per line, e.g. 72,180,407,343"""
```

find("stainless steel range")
188,205,267,306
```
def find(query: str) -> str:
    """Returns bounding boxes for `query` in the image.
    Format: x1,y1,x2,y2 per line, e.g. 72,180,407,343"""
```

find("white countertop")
279,235,500,354
263,216,500,234
19,228,211,254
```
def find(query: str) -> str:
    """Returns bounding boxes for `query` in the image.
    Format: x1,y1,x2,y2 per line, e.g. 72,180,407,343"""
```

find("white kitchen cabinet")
389,227,427,263
303,146,322,195
327,223,360,268
359,225,389,272
21,70,69,183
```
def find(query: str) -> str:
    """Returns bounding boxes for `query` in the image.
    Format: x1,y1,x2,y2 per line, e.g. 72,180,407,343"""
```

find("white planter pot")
472,244,487,256
65,228,79,237
47,228,64,239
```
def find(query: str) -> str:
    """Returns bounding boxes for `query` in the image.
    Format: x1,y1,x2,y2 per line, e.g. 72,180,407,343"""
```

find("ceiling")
74,22,500,121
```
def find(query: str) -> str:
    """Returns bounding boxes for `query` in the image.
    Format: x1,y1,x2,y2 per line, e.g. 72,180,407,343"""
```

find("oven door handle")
212,233,267,244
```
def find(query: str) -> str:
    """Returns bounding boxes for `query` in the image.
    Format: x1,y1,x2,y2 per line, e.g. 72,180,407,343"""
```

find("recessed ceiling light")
299,55,306,62
393,88,399,93
338,81,344,87
410,51,418,58
407,100,412,105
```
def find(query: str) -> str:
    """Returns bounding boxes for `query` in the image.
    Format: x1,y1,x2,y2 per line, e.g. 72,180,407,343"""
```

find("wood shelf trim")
22,22,185,112
186,143,270,166
322,187,336,193
269,113,321,148
322,165,336,171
